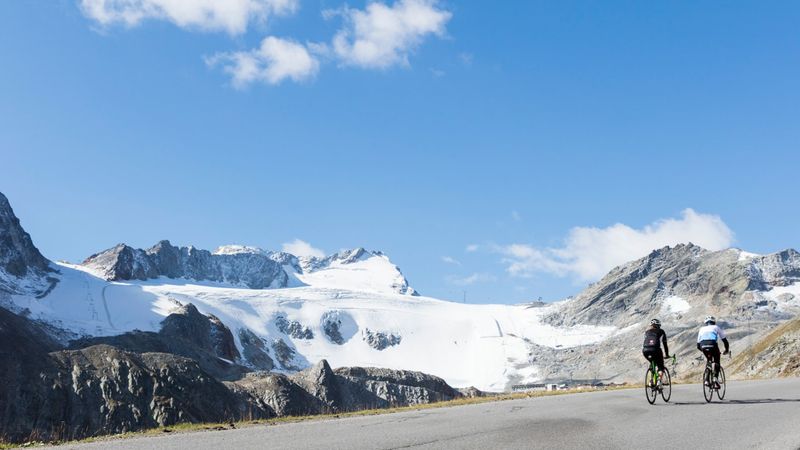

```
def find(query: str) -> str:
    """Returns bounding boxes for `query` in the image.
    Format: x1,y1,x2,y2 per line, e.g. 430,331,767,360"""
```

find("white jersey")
697,324,726,343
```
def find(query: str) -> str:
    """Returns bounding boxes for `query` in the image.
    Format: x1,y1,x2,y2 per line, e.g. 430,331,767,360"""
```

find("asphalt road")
53,378,800,450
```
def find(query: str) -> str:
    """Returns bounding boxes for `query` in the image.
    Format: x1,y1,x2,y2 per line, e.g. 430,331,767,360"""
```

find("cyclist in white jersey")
696,315,730,385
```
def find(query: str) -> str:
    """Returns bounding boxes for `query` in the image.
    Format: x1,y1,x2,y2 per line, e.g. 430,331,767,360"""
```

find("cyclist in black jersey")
642,318,671,379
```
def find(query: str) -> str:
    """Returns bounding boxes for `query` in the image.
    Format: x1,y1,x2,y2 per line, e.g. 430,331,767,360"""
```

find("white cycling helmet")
704,315,716,324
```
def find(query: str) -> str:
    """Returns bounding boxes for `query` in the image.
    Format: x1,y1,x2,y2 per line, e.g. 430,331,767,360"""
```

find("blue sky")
2,1,799,304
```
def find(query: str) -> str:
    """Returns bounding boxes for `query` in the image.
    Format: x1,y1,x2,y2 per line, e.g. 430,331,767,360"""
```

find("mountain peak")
213,245,268,256
0,192,55,295
296,248,417,296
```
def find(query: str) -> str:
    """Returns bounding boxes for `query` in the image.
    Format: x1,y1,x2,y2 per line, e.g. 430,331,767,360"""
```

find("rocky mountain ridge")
82,241,417,295
547,243,800,328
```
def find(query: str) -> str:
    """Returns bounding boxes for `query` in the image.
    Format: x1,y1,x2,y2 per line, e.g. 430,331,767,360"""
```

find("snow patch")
662,295,691,314
737,250,761,261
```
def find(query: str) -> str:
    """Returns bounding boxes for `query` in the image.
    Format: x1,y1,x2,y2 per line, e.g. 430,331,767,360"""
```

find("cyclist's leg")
655,351,665,375
643,349,658,385
701,347,713,384
712,345,721,377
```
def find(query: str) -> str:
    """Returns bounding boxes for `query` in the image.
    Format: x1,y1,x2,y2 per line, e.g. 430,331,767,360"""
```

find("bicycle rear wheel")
661,367,672,402
703,367,714,403
717,366,726,400
645,368,657,404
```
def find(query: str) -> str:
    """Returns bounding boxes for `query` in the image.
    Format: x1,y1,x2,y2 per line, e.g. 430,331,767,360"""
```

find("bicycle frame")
648,355,677,384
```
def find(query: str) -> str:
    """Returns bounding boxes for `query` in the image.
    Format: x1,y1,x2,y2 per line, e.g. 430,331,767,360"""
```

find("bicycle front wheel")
645,368,657,404
717,366,726,400
703,368,714,403
661,367,672,402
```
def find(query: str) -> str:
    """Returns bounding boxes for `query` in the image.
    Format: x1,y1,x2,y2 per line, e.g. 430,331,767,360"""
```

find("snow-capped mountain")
1,191,799,391
82,241,418,296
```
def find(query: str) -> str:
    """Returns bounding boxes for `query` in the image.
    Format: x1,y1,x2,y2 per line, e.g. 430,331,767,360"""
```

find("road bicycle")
702,350,729,402
645,355,675,404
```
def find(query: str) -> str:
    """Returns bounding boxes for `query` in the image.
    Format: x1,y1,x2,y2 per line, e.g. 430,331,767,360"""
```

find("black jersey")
643,327,669,356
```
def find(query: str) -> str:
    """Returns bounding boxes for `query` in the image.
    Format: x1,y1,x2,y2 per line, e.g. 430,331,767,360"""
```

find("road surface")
53,378,800,450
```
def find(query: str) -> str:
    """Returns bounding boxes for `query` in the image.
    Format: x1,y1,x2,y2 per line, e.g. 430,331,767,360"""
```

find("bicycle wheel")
703,367,714,403
661,367,672,402
717,366,726,400
645,368,657,404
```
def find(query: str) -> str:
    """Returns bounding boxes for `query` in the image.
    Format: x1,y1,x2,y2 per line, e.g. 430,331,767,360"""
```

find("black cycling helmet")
650,318,661,327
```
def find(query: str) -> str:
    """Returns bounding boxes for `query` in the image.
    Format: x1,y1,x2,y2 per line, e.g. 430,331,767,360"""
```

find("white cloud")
330,0,452,69
206,36,320,87
79,0,298,34
448,272,497,286
458,52,473,66
282,239,326,258
465,244,479,253
441,256,461,266
498,209,734,281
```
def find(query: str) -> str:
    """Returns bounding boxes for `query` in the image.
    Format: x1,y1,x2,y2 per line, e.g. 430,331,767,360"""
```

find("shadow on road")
671,398,800,406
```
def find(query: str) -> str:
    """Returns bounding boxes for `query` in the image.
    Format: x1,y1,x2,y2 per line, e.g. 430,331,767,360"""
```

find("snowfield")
8,259,617,392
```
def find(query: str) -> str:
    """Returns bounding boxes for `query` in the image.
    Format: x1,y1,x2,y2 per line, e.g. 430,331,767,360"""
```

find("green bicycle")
645,355,676,404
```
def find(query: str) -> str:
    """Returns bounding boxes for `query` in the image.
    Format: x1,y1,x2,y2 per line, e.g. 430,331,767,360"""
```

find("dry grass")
4,385,635,448
727,317,800,376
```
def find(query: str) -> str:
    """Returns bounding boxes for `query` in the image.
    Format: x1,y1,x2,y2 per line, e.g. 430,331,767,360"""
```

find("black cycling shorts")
642,348,665,371
699,341,721,368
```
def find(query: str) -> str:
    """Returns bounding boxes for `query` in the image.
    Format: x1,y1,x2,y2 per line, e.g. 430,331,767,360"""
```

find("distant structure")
511,383,560,392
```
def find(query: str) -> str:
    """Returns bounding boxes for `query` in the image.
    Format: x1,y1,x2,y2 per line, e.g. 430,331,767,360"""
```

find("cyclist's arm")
661,330,670,358
717,325,730,353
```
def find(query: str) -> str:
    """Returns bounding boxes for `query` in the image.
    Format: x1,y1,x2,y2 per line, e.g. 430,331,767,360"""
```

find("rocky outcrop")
0,306,266,443
82,240,288,289
0,192,57,296
70,304,247,381
271,338,302,371
275,315,313,339
747,249,800,289
45,346,263,439
321,310,357,345
335,366,460,404
238,328,274,371
363,329,402,350
236,361,462,417
0,305,62,441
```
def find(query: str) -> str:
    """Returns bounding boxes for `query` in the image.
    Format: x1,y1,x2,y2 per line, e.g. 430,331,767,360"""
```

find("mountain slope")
728,316,800,378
